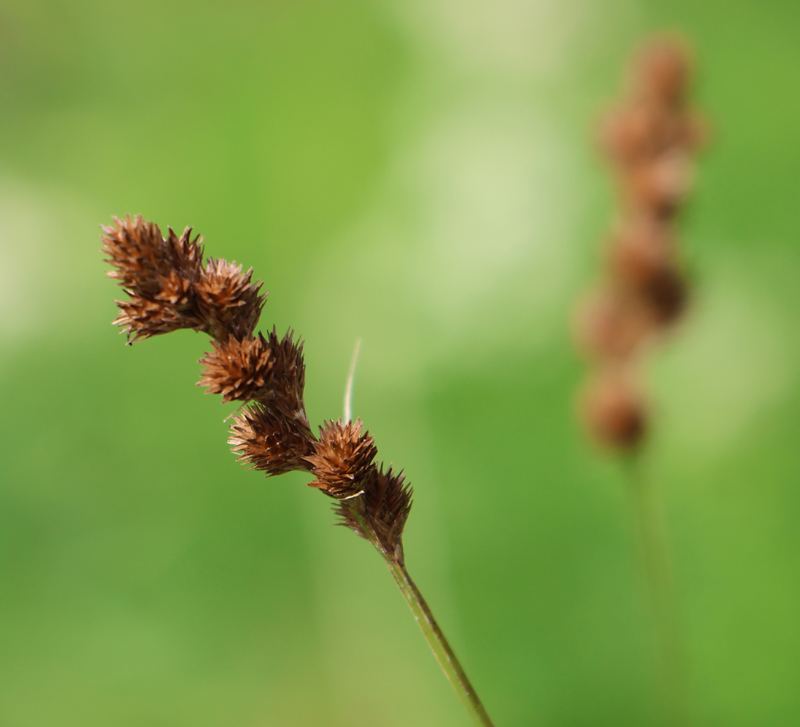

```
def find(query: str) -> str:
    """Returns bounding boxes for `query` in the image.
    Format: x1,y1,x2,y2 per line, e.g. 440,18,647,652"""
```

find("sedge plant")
101,216,495,727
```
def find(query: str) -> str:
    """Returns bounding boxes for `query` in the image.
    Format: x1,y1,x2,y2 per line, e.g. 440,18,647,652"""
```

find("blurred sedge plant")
101,216,495,727
574,36,706,726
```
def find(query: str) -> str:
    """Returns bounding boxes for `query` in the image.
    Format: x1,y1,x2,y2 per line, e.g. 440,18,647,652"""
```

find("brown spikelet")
228,403,315,476
581,371,647,450
102,215,165,293
305,419,377,498
198,334,275,403
336,466,413,562
102,216,207,340
195,258,266,340
102,216,204,293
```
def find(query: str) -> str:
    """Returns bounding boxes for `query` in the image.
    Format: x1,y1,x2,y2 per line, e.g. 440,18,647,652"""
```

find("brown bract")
639,263,689,325
305,419,378,499
265,328,308,422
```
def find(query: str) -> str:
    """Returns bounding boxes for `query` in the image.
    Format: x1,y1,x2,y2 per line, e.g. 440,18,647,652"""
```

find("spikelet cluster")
575,37,705,449
103,215,412,560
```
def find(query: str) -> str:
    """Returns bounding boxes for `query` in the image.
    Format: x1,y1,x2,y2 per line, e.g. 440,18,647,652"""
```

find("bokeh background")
1,0,799,725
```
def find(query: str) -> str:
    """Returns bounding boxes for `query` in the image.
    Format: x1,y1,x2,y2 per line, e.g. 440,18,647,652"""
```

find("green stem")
346,504,495,726
623,454,690,727
385,558,495,727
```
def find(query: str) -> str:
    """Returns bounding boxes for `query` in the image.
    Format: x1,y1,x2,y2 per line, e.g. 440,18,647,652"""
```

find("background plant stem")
624,454,690,727
385,558,496,727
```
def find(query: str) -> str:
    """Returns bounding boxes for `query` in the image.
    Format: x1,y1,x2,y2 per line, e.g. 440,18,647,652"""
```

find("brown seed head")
198,334,275,403
305,419,378,499
102,216,207,340
336,465,413,562
104,216,418,556
195,258,266,340
228,403,315,476
581,371,647,450
102,216,204,294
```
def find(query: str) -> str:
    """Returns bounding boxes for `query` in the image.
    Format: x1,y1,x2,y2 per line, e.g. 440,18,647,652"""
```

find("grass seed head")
305,419,378,499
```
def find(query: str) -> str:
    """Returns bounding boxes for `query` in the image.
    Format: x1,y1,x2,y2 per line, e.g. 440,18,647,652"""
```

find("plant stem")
623,454,690,727
345,503,495,726
385,558,496,727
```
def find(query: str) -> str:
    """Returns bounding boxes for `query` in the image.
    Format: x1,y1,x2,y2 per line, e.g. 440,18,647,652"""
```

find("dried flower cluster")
103,215,412,561
575,37,705,449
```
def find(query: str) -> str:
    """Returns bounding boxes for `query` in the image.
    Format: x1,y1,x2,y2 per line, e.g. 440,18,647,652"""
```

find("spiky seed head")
102,215,164,294
305,419,377,499
195,258,266,340
102,216,207,340
228,403,315,477
102,216,204,294
102,216,415,554
198,334,275,403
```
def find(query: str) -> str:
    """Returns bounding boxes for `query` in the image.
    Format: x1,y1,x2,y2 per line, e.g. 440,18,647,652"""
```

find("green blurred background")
1,0,799,725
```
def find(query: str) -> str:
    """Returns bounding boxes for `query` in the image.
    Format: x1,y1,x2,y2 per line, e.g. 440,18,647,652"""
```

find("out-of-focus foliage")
1,0,798,725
